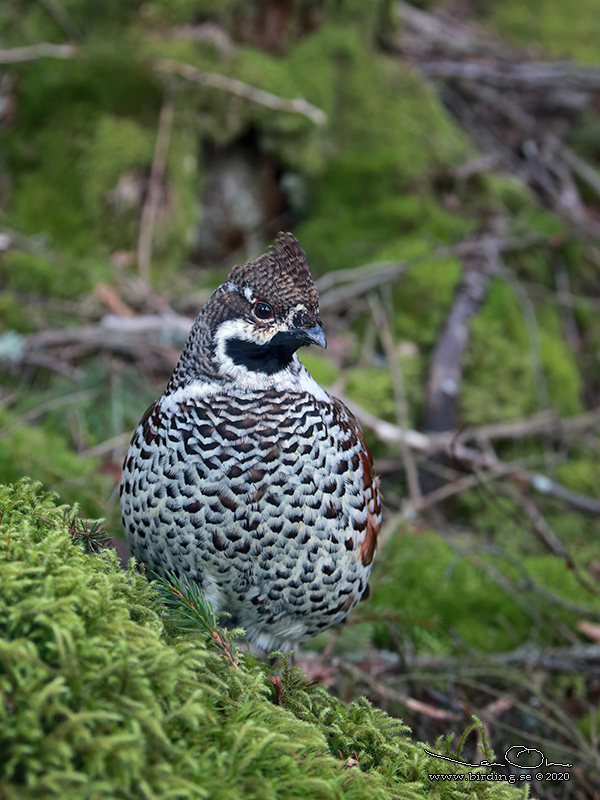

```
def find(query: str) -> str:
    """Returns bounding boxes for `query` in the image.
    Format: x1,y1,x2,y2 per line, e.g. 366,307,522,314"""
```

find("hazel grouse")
120,233,381,652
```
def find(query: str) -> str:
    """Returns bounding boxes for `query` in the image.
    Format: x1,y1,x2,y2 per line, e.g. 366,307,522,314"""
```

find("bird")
120,232,381,652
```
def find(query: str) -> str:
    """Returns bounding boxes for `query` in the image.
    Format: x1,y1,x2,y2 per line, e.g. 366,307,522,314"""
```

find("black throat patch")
225,332,303,375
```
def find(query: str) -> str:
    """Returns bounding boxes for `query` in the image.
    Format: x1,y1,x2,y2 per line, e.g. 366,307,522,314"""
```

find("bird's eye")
252,300,274,320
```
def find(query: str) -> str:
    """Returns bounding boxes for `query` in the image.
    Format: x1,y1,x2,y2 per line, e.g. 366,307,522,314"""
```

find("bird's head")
204,232,326,380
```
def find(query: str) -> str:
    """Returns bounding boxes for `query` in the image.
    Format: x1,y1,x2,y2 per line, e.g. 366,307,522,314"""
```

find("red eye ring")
252,300,274,320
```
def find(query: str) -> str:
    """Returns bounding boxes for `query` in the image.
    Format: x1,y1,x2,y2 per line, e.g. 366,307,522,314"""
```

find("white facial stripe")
226,280,255,304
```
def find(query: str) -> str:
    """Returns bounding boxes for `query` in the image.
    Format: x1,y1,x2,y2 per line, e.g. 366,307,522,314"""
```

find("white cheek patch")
214,318,257,375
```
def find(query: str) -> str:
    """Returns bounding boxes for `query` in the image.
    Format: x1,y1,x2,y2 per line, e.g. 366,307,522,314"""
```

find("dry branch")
369,294,422,506
154,58,326,126
0,43,77,63
396,0,600,240
418,59,600,91
423,246,497,436
340,661,462,720
342,397,600,516
0,313,191,377
412,643,600,675
4,302,599,517
316,233,557,310
497,484,600,597
138,88,175,282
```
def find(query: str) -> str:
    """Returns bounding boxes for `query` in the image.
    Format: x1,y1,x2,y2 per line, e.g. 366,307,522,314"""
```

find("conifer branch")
155,572,241,669
36,511,111,554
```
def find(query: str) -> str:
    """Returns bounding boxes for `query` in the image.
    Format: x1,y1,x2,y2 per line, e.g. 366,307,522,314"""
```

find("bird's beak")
300,323,327,349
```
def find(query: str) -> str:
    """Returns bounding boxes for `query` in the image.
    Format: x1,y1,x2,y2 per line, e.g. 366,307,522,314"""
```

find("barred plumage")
120,233,381,651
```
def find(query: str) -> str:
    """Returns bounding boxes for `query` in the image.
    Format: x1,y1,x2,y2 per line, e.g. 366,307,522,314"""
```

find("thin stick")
0,43,77,63
155,58,326,126
137,88,175,282
368,294,422,507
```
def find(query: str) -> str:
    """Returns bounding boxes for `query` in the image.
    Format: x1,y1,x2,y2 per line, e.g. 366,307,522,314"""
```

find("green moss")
6,117,97,255
0,294,36,334
289,27,470,269
462,276,583,425
371,527,598,654
0,480,524,800
0,249,107,300
80,114,154,212
2,37,162,266
480,173,535,216
155,112,205,276
486,0,600,63
394,257,463,347
345,367,395,421
462,280,537,425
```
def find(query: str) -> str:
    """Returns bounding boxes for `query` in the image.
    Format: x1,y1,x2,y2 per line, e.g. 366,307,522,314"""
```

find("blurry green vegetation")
487,0,600,63
0,480,525,800
368,528,597,654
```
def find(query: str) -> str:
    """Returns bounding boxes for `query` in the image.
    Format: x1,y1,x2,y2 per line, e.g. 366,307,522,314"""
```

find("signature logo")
424,746,573,770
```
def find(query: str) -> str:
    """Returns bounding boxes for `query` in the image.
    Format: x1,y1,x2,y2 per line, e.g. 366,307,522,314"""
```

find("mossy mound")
0,480,526,800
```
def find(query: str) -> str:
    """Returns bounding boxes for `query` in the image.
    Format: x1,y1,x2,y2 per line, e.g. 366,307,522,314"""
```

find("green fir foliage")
0,480,526,800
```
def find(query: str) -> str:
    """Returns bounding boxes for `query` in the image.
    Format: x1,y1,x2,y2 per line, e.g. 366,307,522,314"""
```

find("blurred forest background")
1,0,600,796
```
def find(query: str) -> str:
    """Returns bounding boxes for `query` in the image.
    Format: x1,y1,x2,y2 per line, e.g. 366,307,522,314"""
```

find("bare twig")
521,279,600,311
498,484,600,598
338,395,431,451
0,314,189,377
154,58,326,126
396,1,511,59
552,254,582,352
563,146,600,203
456,409,558,444
318,262,407,309
368,294,422,507
344,399,600,516
317,233,555,310
467,548,600,621
340,661,462,720
353,641,600,676
171,23,234,56
417,59,600,91
412,454,551,512
424,244,498,437
81,432,132,459
0,43,77,63
138,87,175,282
